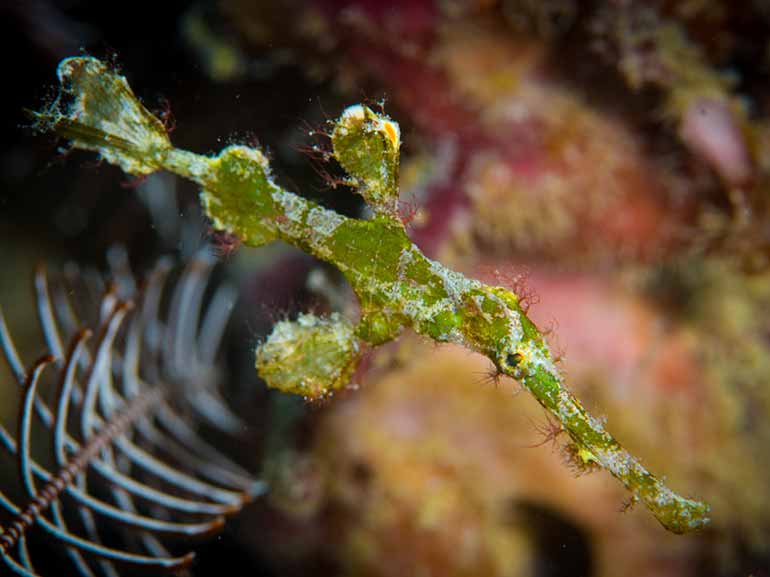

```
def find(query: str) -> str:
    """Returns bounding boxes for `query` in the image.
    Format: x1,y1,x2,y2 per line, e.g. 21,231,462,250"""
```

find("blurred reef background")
2,1,770,576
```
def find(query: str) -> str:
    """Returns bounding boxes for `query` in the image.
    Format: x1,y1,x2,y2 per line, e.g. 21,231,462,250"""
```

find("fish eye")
506,352,523,367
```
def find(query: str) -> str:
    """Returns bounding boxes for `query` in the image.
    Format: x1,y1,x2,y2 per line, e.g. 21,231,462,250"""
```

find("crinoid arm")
0,251,262,576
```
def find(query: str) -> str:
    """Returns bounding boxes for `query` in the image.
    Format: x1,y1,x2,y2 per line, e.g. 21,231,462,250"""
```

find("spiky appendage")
34,56,710,534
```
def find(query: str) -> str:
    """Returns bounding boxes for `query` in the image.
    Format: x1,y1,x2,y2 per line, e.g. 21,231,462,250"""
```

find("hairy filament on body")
32,56,710,534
